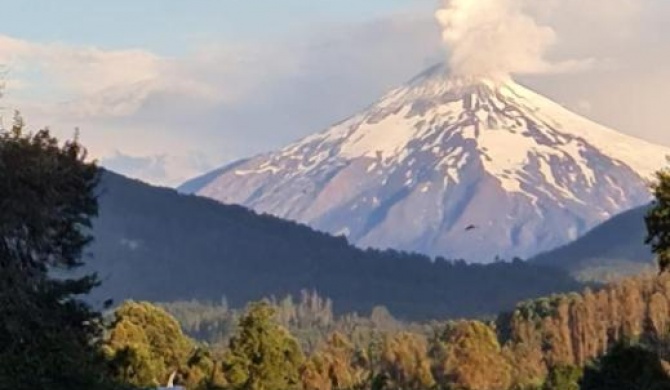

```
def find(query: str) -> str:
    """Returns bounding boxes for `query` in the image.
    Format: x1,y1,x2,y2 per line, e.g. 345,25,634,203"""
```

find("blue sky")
2,1,432,55
2,0,670,186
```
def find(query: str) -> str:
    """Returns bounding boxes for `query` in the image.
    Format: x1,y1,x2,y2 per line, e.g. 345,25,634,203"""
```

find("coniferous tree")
646,168,670,272
0,116,115,389
222,302,304,390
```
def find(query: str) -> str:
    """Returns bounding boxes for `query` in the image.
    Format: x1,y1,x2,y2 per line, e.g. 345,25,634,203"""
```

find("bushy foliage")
581,341,670,390
162,291,419,356
0,117,118,389
103,301,200,388
0,117,99,278
300,332,369,390
157,272,670,389
647,169,670,273
102,271,670,390
378,332,434,390
431,321,512,390
542,364,582,390
222,302,304,390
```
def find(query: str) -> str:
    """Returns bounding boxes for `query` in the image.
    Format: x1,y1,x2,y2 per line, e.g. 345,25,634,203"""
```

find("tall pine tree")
0,115,114,389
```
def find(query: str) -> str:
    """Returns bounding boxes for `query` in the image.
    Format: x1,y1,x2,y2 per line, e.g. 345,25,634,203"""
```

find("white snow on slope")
191,65,670,261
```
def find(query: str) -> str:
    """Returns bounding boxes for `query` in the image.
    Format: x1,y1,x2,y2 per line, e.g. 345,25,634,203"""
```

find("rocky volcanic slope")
183,65,670,261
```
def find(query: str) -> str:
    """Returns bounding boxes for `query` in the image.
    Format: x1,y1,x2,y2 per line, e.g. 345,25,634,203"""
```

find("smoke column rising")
435,0,584,78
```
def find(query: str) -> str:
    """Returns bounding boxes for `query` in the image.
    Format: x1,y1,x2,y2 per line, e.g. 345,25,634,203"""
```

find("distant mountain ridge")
183,64,670,262
83,170,582,320
531,205,656,281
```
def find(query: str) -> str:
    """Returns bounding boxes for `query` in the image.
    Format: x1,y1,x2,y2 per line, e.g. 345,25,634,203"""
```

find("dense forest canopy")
87,171,583,321
110,272,670,390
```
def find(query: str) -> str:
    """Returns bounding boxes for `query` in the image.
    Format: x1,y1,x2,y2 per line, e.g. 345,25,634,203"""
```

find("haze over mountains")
182,65,670,261
84,170,582,320
531,204,655,281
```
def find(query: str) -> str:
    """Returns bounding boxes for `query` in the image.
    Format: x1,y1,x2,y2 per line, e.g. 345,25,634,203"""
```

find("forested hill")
84,171,582,320
531,205,655,281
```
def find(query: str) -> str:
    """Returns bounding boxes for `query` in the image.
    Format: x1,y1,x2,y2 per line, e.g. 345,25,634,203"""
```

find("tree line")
104,273,670,390
2,116,670,389
88,167,583,321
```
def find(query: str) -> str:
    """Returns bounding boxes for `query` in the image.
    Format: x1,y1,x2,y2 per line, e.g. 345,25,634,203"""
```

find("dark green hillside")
86,170,582,320
531,205,655,281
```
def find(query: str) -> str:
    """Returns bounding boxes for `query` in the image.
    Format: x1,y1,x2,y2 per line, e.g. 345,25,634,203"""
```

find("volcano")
182,65,670,261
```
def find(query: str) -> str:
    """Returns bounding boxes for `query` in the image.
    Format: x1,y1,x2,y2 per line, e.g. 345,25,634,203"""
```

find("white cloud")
100,150,214,186
518,0,670,147
1,13,440,185
0,35,161,98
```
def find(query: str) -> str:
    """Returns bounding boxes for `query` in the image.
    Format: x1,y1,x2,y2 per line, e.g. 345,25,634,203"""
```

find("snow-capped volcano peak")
185,65,670,262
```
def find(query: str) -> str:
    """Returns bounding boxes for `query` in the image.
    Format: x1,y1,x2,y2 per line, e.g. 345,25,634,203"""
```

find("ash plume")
435,0,591,78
